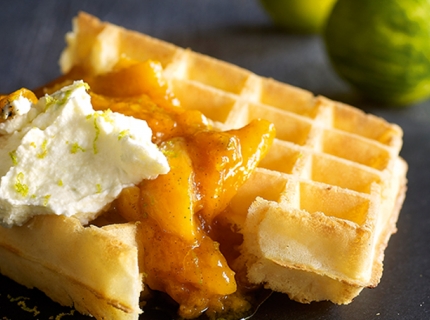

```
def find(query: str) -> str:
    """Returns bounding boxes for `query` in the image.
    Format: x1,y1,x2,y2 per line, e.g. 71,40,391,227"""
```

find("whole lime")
259,0,337,34
324,0,430,106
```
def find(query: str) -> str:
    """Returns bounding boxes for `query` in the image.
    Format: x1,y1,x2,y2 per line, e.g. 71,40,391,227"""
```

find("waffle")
0,12,407,319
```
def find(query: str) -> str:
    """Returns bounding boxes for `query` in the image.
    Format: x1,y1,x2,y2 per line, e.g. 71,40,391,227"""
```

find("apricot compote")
39,59,275,319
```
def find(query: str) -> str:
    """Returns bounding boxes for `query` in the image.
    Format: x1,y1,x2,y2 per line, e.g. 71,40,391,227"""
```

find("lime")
324,0,430,106
259,0,337,34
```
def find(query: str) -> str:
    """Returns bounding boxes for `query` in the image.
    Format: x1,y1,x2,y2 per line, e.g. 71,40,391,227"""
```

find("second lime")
324,0,430,106
259,0,337,34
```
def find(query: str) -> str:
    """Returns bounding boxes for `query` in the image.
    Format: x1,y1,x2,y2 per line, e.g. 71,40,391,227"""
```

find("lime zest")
96,183,102,194
161,141,179,158
77,81,90,91
42,194,51,206
9,150,18,165
118,129,130,140
8,295,29,302
44,95,57,110
70,142,86,154
57,89,73,106
49,81,89,109
161,149,177,158
37,139,48,159
92,115,100,154
14,172,29,197
55,310,76,320
8,295,40,317
17,300,40,316
58,179,63,187
101,109,114,123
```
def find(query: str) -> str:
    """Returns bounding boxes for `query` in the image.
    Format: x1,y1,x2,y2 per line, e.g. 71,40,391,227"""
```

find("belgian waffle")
0,11,407,319
61,11,407,302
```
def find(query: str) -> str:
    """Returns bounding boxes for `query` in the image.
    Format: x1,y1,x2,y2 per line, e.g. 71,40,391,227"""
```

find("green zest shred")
79,82,90,91
55,310,76,320
44,95,57,110
57,89,74,106
37,139,48,159
42,194,51,206
17,300,40,317
92,115,100,154
101,109,114,123
7,295,40,317
45,82,89,110
118,129,130,140
161,141,178,158
9,150,18,165
14,172,28,197
70,142,86,154
8,295,29,303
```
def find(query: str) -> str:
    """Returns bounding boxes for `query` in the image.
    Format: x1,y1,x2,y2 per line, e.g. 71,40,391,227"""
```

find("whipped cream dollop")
0,81,169,227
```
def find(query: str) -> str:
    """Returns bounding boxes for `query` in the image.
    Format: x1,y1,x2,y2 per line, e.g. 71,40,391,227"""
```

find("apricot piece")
139,138,197,242
137,137,240,317
134,119,274,317
187,119,276,224
138,217,237,319
90,59,180,112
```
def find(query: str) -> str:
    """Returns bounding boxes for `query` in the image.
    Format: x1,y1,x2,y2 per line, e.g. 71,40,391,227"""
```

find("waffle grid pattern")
62,12,407,303
121,31,405,291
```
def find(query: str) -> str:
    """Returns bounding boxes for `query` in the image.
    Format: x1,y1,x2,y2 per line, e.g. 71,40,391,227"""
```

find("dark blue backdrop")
0,1,428,319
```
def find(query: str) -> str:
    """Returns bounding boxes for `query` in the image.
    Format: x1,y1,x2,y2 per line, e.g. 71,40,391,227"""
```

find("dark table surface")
0,1,429,319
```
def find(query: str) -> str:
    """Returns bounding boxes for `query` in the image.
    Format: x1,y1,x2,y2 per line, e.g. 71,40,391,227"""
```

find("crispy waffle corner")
0,215,142,319
0,11,408,319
